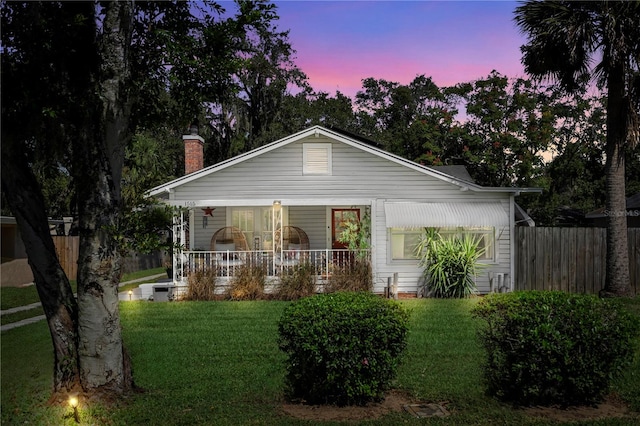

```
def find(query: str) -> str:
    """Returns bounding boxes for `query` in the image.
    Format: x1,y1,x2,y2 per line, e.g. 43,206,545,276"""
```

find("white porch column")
172,209,187,285
272,200,282,273
188,208,195,250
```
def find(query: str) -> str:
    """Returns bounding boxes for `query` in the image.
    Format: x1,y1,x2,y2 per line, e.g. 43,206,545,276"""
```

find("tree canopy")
515,0,640,296
1,0,301,399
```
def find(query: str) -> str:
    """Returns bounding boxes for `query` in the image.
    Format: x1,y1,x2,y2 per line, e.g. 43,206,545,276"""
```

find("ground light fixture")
68,395,79,423
128,290,133,301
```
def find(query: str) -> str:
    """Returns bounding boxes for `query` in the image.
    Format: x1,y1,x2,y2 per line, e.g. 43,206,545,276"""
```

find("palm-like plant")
514,1,640,297
415,229,485,298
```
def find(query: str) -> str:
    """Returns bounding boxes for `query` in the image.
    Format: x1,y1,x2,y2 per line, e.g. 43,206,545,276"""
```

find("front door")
331,208,360,249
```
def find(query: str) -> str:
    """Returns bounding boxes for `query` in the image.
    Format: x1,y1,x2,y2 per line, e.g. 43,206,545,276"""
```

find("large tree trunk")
76,181,129,393
75,0,135,393
601,62,631,298
1,142,80,392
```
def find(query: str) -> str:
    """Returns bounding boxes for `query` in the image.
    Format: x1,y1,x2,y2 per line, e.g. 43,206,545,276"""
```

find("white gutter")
160,198,375,208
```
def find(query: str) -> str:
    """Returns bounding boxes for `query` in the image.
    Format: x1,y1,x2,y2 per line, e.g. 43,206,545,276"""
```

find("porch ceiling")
384,202,509,228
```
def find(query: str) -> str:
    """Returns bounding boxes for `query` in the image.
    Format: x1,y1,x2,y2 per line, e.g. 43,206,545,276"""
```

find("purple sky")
271,0,528,98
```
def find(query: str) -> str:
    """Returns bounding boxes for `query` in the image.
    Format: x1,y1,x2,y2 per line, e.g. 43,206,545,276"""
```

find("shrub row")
184,261,372,301
472,291,639,406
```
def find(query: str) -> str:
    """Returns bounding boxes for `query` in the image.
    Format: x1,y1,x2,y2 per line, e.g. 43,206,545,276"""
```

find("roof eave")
318,127,542,194
145,125,546,197
146,126,325,197
468,186,543,195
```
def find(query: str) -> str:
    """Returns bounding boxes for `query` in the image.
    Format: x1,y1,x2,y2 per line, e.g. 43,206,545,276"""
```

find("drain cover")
403,403,450,418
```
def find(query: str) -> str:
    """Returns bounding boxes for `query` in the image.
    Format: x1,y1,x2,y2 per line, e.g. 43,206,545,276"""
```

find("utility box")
152,285,174,302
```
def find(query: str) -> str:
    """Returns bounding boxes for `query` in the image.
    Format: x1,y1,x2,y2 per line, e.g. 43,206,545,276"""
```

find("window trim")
388,226,497,263
389,227,423,262
229,207,283,250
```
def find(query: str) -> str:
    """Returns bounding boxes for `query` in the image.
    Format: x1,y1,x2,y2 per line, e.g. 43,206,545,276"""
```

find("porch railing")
181,249,370,280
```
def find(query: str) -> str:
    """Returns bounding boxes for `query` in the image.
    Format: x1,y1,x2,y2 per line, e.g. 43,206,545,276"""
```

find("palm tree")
515,1,640,297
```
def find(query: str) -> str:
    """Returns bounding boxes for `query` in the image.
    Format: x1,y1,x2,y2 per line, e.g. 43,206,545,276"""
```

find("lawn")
1,298,639,425
0,267,165,313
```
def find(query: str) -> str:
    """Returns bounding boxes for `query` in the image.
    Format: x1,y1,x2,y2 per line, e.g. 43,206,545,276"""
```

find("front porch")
170,248,371,298
168,201,373,293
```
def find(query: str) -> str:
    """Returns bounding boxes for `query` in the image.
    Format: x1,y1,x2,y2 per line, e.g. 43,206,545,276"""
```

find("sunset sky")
270,0,528,98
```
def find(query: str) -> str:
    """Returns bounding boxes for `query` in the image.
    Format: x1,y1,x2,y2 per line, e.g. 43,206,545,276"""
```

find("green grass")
0,307,45,325
0,268,165,312
1,284,42,310
120,267,166,282
2,298,639,425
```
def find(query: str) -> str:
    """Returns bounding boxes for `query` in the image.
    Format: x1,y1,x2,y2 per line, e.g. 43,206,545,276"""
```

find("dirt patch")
281,390,424,422
282,391,636,423
0,259,34,287
522,394,634,423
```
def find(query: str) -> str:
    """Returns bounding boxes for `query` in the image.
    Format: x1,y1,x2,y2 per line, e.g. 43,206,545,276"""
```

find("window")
231,208,274,250
389,227,495,261
438,227,495,261
390,228,422,260
303,143,332,175
232,210,254,246
261,208,274,250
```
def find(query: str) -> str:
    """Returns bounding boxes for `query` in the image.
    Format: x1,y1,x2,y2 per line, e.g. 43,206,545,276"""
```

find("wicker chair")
274,226,310,267
210,226,250,251
210,227,249,271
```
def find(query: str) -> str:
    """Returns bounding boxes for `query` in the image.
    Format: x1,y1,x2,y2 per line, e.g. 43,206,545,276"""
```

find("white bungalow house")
147,125,540,297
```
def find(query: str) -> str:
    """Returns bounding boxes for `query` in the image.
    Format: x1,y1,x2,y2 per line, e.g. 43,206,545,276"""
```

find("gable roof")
430,165,476,184
148,126,541,197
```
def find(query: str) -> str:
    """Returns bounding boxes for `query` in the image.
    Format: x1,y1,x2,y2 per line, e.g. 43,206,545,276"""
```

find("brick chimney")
183,124,204,175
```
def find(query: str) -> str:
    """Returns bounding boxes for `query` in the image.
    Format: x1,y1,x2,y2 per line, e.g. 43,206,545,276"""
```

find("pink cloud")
276,1,527,98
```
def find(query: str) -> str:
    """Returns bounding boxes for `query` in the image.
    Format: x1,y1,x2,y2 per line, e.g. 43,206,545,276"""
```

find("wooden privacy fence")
52,236,162,281
53,236,79,280
515,227,639,296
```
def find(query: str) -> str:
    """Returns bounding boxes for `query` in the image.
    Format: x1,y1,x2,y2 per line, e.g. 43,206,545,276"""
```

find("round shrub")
278,292,409,406
472,291,639,406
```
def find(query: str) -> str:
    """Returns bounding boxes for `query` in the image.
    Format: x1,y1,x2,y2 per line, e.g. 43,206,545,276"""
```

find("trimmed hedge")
278,292,409,406
472,291,639,406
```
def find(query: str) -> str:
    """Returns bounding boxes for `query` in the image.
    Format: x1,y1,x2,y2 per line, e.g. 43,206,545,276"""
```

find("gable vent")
303,143,332,175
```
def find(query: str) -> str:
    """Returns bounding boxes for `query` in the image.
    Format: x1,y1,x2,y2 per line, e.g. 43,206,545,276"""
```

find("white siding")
173,135,514,294
372,201,512,295
192,207,226,250
288,206,326,249
173,136,479,201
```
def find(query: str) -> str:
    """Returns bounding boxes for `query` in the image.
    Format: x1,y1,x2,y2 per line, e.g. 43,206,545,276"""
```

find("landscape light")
68,395,79,423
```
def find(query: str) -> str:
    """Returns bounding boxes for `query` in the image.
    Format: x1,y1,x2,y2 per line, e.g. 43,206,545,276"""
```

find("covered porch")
168,199,372,294
183,248,368,279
